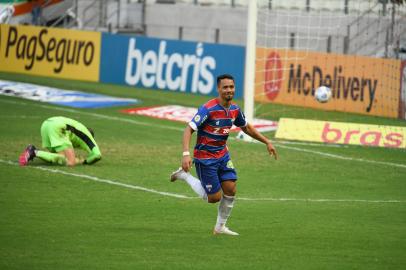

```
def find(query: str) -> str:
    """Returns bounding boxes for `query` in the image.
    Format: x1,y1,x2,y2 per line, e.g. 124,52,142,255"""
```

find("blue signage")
0,80,140,108
100,34,245,98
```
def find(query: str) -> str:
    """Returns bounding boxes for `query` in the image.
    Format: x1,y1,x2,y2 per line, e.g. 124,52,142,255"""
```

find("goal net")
247,0,406,148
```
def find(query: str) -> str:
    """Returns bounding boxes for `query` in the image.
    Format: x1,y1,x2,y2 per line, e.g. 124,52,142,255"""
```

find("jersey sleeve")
233,108,248,127
189,105,209,131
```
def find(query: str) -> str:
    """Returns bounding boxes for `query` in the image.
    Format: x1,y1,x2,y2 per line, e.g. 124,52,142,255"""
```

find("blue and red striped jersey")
189,98,247,163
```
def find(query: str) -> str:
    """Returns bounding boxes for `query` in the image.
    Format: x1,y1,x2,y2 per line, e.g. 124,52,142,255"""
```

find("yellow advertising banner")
255,48,401,118
275,118,406,149
0,24,100,82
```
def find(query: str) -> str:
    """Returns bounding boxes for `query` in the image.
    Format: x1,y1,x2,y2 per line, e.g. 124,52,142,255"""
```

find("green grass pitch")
0,72,405,270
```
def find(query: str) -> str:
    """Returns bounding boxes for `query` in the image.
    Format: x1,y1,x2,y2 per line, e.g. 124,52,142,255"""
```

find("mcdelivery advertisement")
255,48,402,118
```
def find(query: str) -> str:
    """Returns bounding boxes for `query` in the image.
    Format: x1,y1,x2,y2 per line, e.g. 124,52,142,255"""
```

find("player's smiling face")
218,78,235,103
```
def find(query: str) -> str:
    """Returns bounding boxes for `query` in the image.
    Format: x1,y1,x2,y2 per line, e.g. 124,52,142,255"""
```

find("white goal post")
243,0,257,126
241,0,257,141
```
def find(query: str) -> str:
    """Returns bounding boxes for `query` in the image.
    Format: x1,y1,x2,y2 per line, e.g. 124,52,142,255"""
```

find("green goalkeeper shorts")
40,119,72,153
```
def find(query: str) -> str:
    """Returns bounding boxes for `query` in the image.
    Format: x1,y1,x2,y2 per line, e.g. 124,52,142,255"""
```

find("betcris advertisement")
100,33,245,98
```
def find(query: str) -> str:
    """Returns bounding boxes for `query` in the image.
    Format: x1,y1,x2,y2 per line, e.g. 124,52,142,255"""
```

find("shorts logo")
227,160,234,169
206,184,212,192
194,115,201,122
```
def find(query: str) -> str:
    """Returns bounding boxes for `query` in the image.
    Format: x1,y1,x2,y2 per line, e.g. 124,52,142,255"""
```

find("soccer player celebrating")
19,116,102,167
170,74,277,236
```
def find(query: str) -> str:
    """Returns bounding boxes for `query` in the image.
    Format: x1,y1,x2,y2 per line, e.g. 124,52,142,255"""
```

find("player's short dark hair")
217,74,235,86
87,127,95,138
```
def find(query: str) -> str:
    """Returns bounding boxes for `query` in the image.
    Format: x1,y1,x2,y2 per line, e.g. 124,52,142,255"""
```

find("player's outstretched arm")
182,125,195,172
240,123,278,160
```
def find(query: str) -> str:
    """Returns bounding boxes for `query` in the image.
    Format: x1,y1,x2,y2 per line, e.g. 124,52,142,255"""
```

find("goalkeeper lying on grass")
19,116,102,166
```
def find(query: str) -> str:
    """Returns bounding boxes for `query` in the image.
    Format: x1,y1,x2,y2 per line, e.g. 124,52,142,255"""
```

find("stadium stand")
2,0,404,58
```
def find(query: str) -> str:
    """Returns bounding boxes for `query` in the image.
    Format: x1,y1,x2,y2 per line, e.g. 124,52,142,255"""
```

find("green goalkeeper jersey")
40,116,101,164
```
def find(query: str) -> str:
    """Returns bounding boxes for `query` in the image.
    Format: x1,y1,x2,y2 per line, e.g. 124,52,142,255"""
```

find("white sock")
184,173,208,201
215,194,235,230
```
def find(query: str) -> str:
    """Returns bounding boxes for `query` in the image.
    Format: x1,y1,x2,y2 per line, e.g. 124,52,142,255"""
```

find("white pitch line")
0,99,183,132
237,197,405,203
0,115,42,119
0,159,194,199
1,159,405,204
275,144,406,169
1,98,405,170
276,140,349,148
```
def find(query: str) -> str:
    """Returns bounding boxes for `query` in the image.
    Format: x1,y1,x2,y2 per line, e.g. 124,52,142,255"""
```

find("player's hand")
267,142,278,160
182,155,192,172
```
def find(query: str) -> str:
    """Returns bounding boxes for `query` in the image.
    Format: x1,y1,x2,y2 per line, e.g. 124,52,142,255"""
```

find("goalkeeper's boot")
170,167,188,182
213,225,239,236
19,144,36,166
